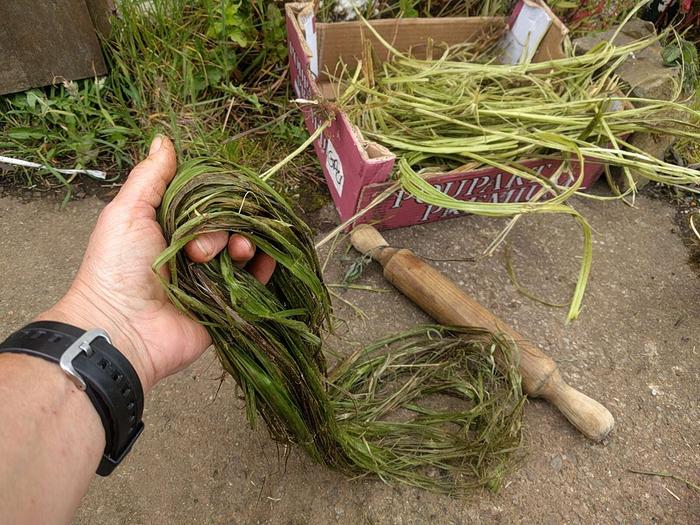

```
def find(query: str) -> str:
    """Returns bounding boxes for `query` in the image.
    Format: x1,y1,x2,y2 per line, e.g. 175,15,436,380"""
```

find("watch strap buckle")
60,329,112,391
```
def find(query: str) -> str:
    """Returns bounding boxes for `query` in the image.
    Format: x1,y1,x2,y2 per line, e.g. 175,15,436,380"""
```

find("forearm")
0,300,151,525
0,353,105,525
0,136,243,524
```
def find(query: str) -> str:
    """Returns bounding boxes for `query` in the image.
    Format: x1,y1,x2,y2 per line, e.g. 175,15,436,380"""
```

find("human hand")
37,136,276,392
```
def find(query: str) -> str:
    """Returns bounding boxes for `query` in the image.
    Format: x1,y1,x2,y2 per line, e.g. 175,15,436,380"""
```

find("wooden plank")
0,0,107,95
85,0,116,37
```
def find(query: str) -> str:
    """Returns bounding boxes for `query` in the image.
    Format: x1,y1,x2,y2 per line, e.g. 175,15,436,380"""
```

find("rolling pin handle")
538,369,615,442
350,224,389,258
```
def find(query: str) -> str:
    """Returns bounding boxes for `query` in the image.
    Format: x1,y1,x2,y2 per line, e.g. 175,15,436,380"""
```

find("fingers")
185,232,276,284
246,253,276,285
185,233,256,265
228,234,256,263
116,135,177,210
184,231,229,263
228,235,276,283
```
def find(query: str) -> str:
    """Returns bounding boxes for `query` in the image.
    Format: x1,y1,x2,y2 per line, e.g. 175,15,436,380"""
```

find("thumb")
116,135,177,209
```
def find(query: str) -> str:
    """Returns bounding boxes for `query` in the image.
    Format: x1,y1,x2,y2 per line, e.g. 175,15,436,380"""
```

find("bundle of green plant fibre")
334,17,700,321
329,325,524,493
154,159,524,494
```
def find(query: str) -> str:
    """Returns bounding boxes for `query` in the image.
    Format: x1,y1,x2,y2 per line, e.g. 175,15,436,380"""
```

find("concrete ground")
0,189,698,524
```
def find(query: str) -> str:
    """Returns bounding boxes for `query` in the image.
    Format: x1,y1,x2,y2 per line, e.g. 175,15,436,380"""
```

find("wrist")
1,320,146,477
0,353,106,522
36,289,156,393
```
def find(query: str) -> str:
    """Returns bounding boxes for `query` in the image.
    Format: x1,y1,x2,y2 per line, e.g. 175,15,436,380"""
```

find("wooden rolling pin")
351,224,614,442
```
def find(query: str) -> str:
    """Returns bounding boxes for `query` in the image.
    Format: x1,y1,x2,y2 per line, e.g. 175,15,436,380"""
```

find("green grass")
1,0,696,199
152,159,525,494
0,0,317,198
662,34,700,167
0,0,527,196
318,0,509,20
0,77,140,184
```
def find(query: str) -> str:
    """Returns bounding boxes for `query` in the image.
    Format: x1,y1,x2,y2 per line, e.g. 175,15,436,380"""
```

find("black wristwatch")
0,321,145,476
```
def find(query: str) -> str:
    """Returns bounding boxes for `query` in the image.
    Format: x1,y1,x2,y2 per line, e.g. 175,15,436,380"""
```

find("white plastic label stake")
502,3,552,65
0,155,106,179
302,13,319,77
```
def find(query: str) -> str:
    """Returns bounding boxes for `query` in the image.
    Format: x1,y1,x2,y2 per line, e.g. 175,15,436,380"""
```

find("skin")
0,136,275,524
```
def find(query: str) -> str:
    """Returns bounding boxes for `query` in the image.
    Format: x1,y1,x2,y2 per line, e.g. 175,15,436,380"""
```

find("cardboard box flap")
531,21,567,62
285,3,316,67
527,0,568,63
317,17,506,81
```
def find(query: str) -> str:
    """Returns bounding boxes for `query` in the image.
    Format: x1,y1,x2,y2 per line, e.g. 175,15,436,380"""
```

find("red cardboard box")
285,1,604,230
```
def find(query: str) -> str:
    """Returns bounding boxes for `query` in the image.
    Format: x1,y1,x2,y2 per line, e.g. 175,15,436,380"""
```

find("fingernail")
241,237,254,253
194,237,212,257
149,135,164,156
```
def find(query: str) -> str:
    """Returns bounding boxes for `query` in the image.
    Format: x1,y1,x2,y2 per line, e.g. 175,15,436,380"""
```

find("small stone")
316,202,339,224
550,455,563,471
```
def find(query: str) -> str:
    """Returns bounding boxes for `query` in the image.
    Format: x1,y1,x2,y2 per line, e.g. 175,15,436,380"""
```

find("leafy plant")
0,79,140,178
206,1,255,46
399,0,419,17
0,0,311,194
662,37,700,93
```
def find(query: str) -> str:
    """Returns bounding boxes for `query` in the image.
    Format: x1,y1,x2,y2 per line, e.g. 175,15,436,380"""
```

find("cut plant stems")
334,19,700,320
154,160,525,495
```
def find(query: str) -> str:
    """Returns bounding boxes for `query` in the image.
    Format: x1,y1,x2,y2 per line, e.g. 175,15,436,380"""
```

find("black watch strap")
0,321,145,475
